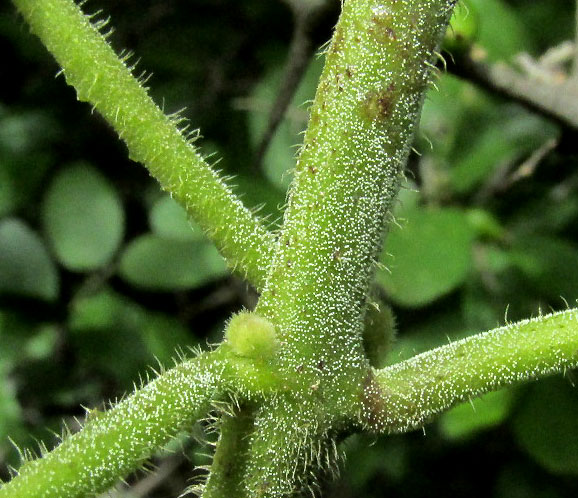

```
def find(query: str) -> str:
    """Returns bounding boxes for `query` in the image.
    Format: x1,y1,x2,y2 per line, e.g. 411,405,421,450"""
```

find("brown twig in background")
253,0,336,171
449,45,578,131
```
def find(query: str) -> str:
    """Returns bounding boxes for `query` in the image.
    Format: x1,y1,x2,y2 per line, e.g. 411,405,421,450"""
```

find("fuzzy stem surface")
11,0,275,289
369,308,578,433
245,0,456,495
0,353,226,498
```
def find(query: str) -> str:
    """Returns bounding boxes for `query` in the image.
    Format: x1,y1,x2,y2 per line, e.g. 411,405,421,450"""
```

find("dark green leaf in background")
246,54,324,190
149,195,203,242
0,218,59,301
69,288,196,386
439,388,515,440
514,376,578,475
119,235,227,291
469,0,532,61
42,162,125,271
378,207,475,307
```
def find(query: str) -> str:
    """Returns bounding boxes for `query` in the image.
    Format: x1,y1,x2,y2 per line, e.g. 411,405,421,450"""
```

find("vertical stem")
257,0,455,404
201,405,256,498
244,1,456,495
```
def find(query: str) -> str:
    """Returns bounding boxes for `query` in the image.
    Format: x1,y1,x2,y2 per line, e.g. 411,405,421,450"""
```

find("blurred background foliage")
0,0,577,496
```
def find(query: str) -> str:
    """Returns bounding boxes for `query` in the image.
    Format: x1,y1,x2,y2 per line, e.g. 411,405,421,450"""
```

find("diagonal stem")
0,352,227,498
11,0,275,290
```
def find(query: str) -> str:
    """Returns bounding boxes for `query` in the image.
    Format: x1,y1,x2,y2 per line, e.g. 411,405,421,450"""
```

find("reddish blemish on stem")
361,83,397,122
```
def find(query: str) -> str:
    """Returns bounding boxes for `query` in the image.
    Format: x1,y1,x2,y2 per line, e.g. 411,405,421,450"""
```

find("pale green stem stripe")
0,352,229,498
12,0,274,289
244,1,456,495
368,309,578,434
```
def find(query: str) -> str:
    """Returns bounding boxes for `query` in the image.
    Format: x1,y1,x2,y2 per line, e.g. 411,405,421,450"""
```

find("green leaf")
42,162,125,271
439,388,515,440
443,0,479,55
469,0,533,61
378,207,475,307
232,174,285,222
247,53,324,189
119,235,227,290
0,218,59,301
451,109,557,194
513,376,578,475
385,310,470,366
69,288,196,385
149,195,204,242
0,109,58,155
0,358,23,463
0,165,16,217
509,235,578,302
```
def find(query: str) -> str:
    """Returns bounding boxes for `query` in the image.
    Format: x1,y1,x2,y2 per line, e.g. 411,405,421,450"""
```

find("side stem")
0,352,227,498
367,309,578,434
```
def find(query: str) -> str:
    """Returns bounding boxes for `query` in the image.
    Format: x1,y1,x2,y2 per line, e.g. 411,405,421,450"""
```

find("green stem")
0,345,286,498
246,0,456,494
11,0,275,290
257,0,454,381
0,352,226,498
366,308,578,434
200,404,256,498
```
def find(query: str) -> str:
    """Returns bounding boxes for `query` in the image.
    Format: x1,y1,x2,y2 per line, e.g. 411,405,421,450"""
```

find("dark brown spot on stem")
361,83,397,122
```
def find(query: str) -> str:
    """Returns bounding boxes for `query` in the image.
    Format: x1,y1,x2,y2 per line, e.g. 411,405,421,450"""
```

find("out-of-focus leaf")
246,53,324,189
443,0,479,55
386,310,469,367
24,324,59,361
69,288,129,331
378,207,475,307
119,235,227,291
495,464,565,498
232,174,285,223
469,0,533,61
439,388,515,440
509,235,578,302
451,109,557,194
419,74,486,162
513,376,578,475
149,195,203,242
0,109,58,155
70,288,195,385
343,435,409,489
465,208,506,241
0,358,22,464
0,166,16,217
42,163,125,271
0,218,59,301
510,194,578,236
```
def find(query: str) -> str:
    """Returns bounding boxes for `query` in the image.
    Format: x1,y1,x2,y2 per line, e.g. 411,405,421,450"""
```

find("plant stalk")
369,309,578,433
11,0,275,290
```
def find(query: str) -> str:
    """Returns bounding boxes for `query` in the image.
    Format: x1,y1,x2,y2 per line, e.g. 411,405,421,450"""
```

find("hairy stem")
0,352,227,498
256,0,456,410
366,309,578,434
200,405,256,498
0,342,287,498
247,0,456,494
11,0,275,289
